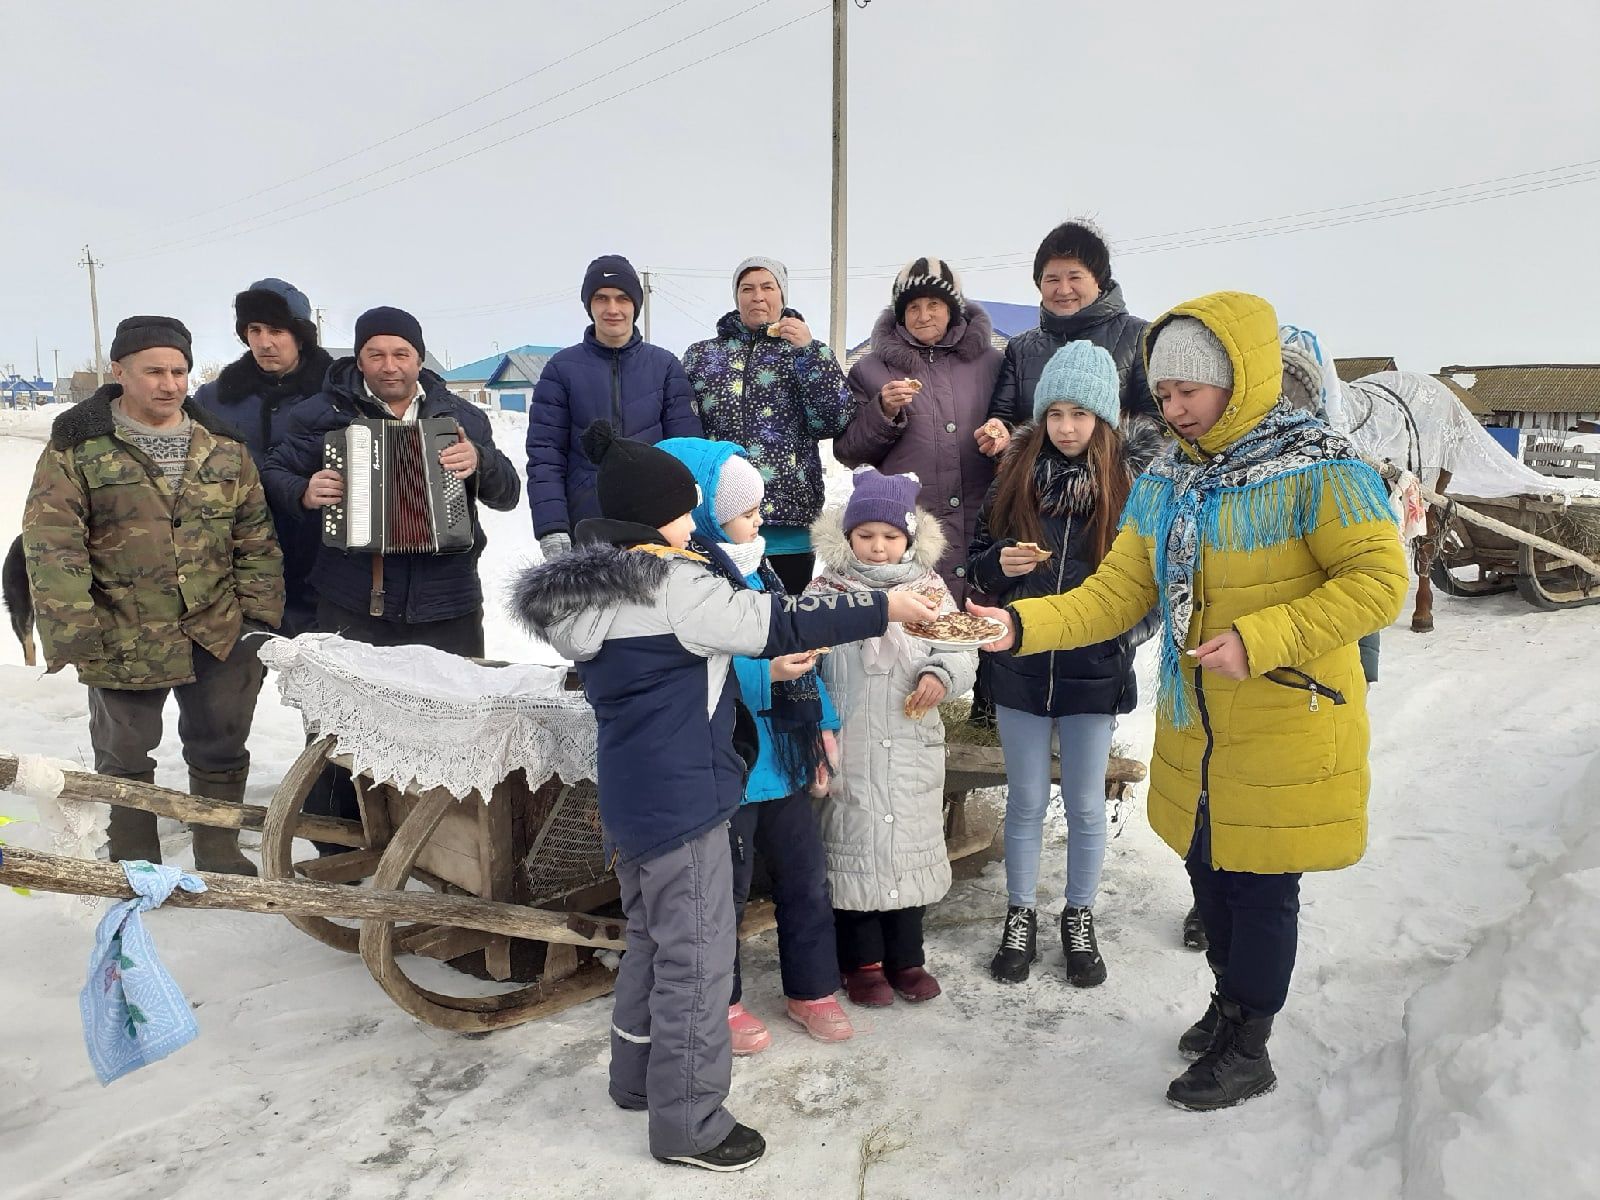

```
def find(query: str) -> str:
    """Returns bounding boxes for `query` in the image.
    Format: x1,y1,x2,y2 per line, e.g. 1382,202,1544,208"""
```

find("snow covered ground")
2,403,1597,1199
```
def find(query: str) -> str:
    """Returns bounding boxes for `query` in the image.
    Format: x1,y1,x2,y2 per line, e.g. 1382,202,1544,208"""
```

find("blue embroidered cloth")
79,860,206,1085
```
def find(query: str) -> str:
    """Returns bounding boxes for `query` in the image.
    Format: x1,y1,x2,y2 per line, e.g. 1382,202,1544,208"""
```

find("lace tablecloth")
258,634,597,802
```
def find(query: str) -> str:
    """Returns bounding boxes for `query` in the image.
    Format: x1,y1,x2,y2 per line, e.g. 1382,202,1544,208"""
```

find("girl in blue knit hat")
966,341,1164,987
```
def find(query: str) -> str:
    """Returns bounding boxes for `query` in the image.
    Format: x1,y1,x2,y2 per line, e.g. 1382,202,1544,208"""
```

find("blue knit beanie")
1033,341,1120,425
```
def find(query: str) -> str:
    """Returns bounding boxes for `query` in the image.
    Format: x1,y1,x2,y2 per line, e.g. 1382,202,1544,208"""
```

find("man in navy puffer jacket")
263,306,520,656
525,255,701,559
194,277,332,636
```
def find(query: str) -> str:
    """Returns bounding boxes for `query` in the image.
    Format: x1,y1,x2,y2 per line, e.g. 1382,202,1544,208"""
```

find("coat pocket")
1225,672,1337,785
191,449,243,519
91,580,142,653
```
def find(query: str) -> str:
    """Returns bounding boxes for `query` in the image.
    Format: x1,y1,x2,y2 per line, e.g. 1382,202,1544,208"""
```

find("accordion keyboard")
321,417,473,555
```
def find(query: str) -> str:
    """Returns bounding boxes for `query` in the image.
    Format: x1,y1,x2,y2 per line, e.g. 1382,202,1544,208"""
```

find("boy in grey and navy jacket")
512,420,935,1173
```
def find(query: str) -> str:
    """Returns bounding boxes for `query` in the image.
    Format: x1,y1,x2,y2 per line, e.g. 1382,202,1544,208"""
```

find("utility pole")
829,0,851,356
34,337,41,380
79,245,105,384
641,270,653,343
314,306,326,342
52,348,61,383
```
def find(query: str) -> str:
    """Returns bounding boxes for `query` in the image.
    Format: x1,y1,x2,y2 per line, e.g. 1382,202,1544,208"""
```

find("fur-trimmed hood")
50,383,243,451
510,542,671,659
868,301,995,376
211,344,332,408
809,503,948,578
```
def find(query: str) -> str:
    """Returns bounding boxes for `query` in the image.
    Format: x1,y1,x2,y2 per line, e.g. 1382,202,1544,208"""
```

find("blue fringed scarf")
1121,402,1395,729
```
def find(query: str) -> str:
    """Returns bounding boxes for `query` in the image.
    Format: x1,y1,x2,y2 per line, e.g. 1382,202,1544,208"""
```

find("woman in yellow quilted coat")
969,291,1407,1112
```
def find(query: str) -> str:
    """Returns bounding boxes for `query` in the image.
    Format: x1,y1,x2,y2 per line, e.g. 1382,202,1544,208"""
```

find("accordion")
321,417,473,554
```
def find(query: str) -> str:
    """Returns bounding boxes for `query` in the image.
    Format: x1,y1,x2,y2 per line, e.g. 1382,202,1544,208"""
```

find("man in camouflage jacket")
23,315,284,874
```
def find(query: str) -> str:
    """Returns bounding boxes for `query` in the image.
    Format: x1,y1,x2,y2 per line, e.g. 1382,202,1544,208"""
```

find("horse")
1331,370,1589,631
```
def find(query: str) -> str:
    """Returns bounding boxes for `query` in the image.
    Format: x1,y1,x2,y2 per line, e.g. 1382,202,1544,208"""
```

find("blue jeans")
995,706,1116,910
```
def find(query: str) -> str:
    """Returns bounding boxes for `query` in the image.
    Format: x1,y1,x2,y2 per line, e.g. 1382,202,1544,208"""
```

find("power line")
646,155,1600,282
420,287,575,322
650,277,722,325
107,0,696,252
114,0,809,264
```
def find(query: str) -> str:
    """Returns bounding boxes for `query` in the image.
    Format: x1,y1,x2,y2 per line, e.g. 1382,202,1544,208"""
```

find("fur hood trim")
998,414,1170,477
809,504,947,576
212,344,332,407
50,384,243,451
509,543,669,639
868,301,995,375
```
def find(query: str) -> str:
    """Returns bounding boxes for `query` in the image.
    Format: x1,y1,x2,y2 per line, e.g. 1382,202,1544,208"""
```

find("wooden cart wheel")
1430,515,1516,598
357,788,613,1032
1515,542,1600,610
261,735,362,954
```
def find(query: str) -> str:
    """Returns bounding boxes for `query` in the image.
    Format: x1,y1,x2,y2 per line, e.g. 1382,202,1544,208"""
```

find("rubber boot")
106,770,161,864
188,769,259,877
1166,995,1277,1111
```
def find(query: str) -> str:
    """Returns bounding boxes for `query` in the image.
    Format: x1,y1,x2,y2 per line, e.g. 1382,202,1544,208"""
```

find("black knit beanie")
235,277,319,348
1032,220,1113,290
109,315,193,368
581,420,700,529
580,254,644,314
354,306,425,360
892,256,965,326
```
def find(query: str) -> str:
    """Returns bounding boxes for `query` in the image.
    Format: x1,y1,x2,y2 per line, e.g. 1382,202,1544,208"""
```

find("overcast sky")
3,0,1596,381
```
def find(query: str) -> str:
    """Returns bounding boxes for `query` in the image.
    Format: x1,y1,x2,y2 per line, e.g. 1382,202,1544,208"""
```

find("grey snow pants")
608,821,738,1159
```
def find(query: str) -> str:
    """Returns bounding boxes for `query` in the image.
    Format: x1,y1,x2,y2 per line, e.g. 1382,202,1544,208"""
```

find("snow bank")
1398,750,1600,1198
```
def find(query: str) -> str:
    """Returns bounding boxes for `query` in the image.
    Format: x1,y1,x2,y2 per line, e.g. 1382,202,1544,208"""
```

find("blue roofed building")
440,344,561,410
1,375,54,407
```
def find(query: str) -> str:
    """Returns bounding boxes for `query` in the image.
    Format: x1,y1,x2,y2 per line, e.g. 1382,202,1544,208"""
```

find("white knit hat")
713,453,765,526
1147,317,1234,391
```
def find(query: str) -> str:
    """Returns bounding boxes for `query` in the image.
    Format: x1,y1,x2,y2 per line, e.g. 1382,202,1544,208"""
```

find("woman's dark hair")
1032,221,1112,290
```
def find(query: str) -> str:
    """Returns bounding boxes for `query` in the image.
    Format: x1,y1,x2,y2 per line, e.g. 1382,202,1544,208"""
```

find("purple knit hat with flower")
842,467,921,541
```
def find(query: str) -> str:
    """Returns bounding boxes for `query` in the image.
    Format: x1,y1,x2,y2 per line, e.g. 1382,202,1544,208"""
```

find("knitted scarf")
806,554,951,673
1120,402,1394,729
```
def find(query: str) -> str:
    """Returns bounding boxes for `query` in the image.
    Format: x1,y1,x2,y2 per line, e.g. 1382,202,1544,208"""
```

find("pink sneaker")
785,996,855,1043
728,1003,772,1056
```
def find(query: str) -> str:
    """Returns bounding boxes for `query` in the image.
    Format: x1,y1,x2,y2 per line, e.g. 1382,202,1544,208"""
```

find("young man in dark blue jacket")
264,305,520,656
524,255,701,561
194,277,332,636
513,420,935,1173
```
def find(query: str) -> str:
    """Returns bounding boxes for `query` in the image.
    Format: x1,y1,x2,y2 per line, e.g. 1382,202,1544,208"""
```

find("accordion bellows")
322,418,473,554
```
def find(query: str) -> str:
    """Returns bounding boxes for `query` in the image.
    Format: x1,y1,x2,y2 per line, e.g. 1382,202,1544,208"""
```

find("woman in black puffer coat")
967,340,1163,990
979,220,1157,461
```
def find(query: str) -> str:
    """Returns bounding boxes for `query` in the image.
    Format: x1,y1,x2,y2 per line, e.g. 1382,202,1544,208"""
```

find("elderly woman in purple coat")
834,257,1003,606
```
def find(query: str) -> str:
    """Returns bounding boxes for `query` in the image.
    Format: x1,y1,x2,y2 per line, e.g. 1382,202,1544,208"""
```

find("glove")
538,532,572,561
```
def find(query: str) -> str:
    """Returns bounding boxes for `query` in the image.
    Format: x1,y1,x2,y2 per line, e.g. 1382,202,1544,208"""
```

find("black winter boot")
1179,961,1226,1058
188,769,258,877
1062,906,1106,987
1178,997,1220,1059
989,906,1037,983
1182,905,1208,951
1166,995,1277,1111
106,770,161,864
